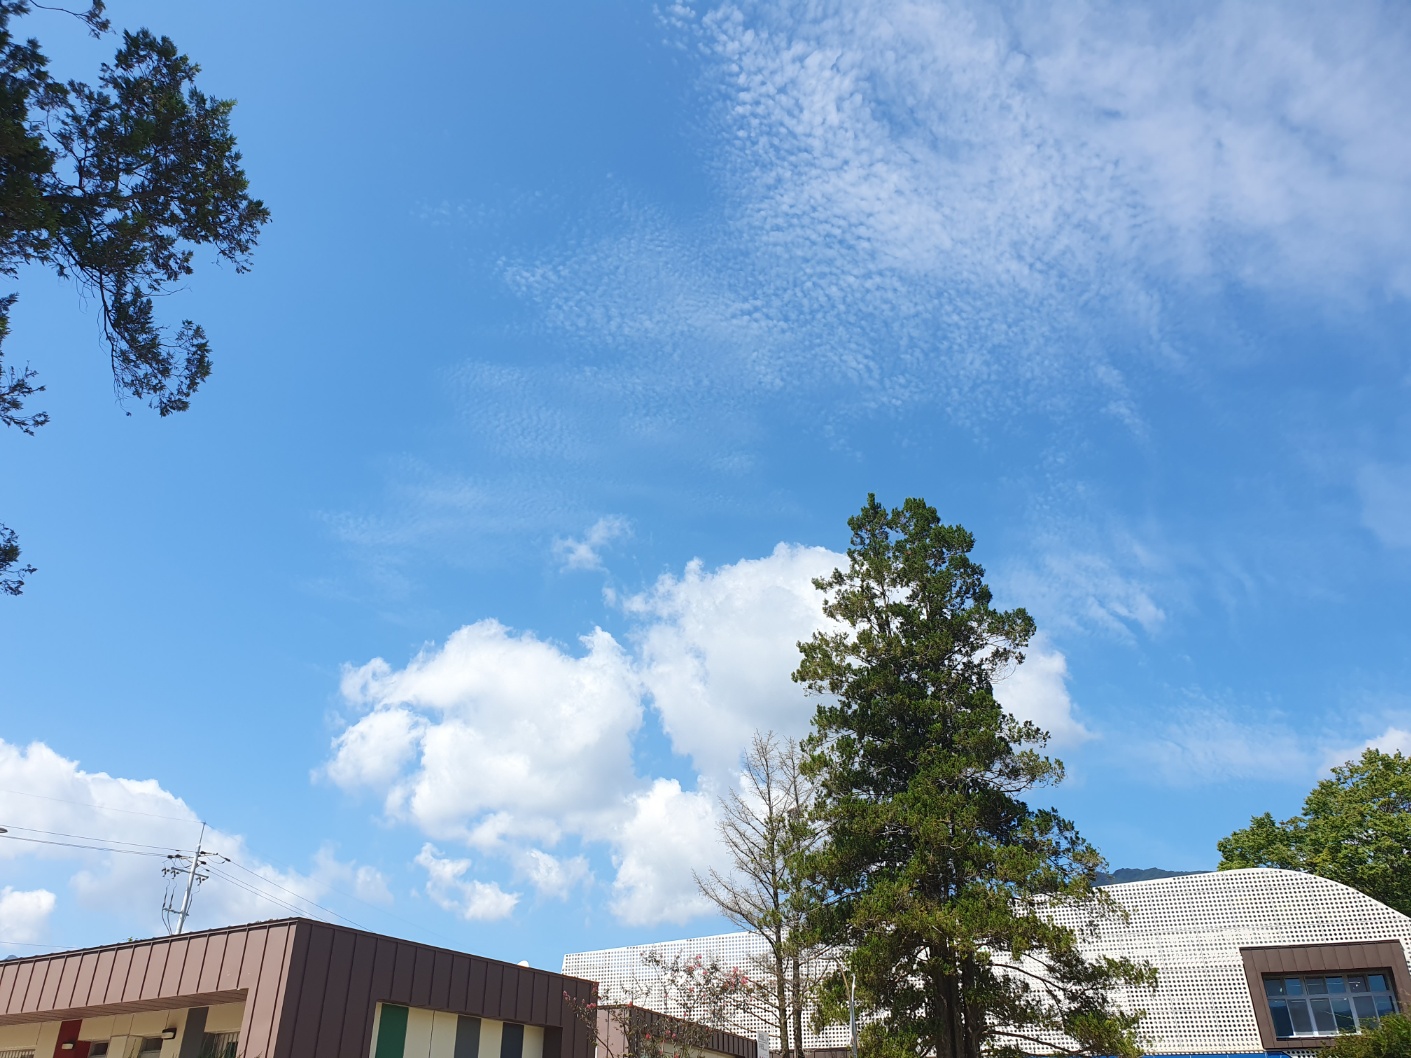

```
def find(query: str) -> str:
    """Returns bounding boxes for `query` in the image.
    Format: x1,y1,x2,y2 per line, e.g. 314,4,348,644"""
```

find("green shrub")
1324,1014,1411,1058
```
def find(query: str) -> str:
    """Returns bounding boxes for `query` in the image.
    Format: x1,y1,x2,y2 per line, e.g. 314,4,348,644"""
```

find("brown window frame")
1241,941,1411,1049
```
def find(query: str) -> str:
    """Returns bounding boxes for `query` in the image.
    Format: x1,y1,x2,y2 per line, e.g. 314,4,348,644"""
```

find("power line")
0,824,190,853
204,866,333,922
0,942,79,953
0,788,199,823
219,857,364,929
0,832,171,858
0,816,421,942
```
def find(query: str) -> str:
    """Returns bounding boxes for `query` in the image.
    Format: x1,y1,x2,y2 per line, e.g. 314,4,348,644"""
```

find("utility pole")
163,822,210,935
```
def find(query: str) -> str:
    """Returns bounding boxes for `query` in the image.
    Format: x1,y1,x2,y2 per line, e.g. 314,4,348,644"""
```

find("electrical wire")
0,833,172,857
203,866,335,923
219,857,364,929
0,788,199,823
0,824,192,853
0,817,400,940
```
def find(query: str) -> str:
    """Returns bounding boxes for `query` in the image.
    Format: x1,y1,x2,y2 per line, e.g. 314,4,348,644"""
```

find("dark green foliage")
795,495,1154,1058
0,0,267,592
1217,749,1411,916
1324,1014,1411,1058
0,523,32,595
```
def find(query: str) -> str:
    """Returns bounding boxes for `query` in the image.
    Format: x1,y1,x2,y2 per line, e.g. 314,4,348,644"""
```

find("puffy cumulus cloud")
994,635,1091,747
627,543,843,780
0,739,386,937
0,886,56,948
555,516,632,572
328,620,644,846
609,780,717,927
1362,727,1411,755
415,844,519,921
325,543,1091,926
321,707,426,790
1322,725,1411,772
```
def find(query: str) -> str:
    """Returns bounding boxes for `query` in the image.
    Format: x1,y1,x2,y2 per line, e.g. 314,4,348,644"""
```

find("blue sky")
2,0,1410,972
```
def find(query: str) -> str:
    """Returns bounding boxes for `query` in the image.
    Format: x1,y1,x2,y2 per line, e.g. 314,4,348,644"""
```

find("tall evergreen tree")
795,495,1152,1058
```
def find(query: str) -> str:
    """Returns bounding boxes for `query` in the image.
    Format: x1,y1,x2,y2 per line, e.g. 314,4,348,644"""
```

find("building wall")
368,1003,545,1058
564,869,1411,1056
1048,868,1411,1055
0,921,296,1057
0,919,600,1058
0,999,245,1058
563,933,847,1051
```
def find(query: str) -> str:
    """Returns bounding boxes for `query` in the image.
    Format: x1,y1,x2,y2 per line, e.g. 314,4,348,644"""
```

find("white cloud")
555,516,632,572
995,635,1091,746
1362,727,1411,755
0,886,56,948
627,543,843,780
490,0,1411,447
415,844,520,921
1005,536,1169,639
1322,725,1411,772
329,620,644,847
514,849,591,900
609,780,717,927
325,540,1092,925
0,739,386,937
691,0,1411,298
1357,463,1411,549
322,706,426,790
1131,709,1312,785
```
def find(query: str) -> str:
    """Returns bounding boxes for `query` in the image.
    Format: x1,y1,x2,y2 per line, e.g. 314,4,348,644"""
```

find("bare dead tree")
696,732,830,1058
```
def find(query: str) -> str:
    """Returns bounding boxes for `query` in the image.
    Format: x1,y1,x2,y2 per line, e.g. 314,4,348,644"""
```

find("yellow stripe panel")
480,1017,504,1058
430,1010,460,1058
405,1007,436,1058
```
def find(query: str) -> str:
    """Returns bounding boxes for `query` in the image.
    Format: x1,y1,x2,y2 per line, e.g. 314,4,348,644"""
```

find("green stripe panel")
376,1004,410,1058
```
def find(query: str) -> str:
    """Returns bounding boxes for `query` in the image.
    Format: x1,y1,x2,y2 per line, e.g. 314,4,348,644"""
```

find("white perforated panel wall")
562,930,851,1050
564,869,1411,1055
1049,868,1411,1054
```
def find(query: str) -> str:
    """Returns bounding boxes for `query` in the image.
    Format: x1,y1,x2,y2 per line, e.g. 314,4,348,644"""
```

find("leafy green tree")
1217,748,1411,916
0,0,268,593
795,495,1154,1058
1324,1013,1411,1058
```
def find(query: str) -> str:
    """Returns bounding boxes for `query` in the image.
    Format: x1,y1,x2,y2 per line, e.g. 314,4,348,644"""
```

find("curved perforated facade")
1052,868,1411,1055
563,868,1411,1055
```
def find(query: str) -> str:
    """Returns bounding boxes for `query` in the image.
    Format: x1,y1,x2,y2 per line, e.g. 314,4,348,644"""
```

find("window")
1264,973,1399,1038
137,1039,166,1056
0,1050,36,1058
197,1032,239,1058
89,1047,109,1057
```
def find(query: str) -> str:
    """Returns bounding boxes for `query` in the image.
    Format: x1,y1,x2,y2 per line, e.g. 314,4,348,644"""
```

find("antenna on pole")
162,822,213,935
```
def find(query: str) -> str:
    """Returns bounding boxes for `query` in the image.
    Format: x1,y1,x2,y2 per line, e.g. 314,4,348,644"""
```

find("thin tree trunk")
790,954,804,1058
775,925,790,1058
